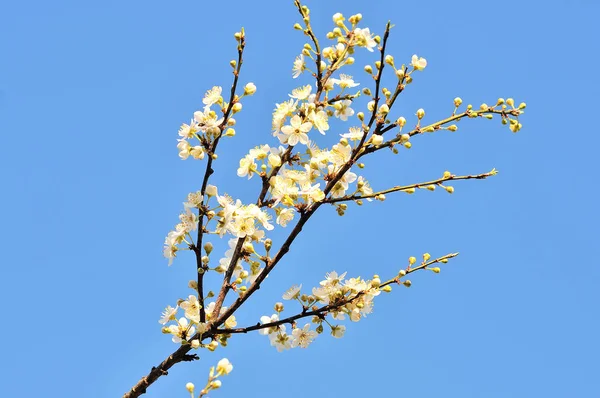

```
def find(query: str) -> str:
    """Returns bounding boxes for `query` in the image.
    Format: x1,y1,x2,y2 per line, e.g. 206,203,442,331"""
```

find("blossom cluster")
257,270,383,351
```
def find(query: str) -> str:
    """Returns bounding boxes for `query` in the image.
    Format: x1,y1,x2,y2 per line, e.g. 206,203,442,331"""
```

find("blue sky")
1,0,599,397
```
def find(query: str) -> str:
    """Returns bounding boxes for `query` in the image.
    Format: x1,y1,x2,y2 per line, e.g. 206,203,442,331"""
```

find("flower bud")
382,285,392,293
232,103,242,113
447,125,458,132
404,188,415,194
445,186,454,194
264,238,272,251
395,68,405,79
332,12,345,25
379,104,390,115
186,382,195,393
293,23,303,30
423,253,431,262
230,60,237,68
409,256,417,265
518,102,527,109
454,97,462,107
396,116,406,127
416,108,425,119
357,111,364,121
190,339,200,349
398,269,407,277
210,380,222,389
385,55,394,66
364,65,373,74
244,82,256,95
431,267,441,274
506,98,515,107
225,128,235,137
443,171,452,178
426,184,436,191
275,302,284,312
403,280,412,287
375,61,381,69
403,141,412,149
371,134,383,146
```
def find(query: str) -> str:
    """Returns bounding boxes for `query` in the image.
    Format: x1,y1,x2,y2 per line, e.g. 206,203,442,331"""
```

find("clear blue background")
1,0,598,397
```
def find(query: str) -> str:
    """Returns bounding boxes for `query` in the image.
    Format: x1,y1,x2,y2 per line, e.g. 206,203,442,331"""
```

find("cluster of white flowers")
159,296,237,347
257,270,383,351
177,86,225,161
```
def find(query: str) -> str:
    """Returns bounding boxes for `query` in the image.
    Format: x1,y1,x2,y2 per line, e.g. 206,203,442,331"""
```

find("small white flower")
334,100,355,121
292,54,305,78
353,28,377,52
411,54,427,71
203,86,222,107
331,74,359,89
159,305,177,325
290,85,312,100
331,325,346,338
279,115,312,146
282,284,302,300
291,324,318,348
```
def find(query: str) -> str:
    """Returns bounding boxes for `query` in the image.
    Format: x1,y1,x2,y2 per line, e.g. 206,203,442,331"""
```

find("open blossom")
276,208,296,227
282,284,302,300
180,295,201,323
159,305,177,325
357,176,373,201
168,317,196,344
411,54,427,71
292,54,305,78
272,99,297,132
184,191,203,209
193,107,224,135
237,154,258,179
334,100,354,121
308,110,329,135
279,115,312,146
291,324,318,348
290,85,312,100
203,86,222,107
353,27,377,52
340,126,364,141
178,120,200,139
331,325,346,338
259,314,280,335
269,325,292,352
331,74,359,89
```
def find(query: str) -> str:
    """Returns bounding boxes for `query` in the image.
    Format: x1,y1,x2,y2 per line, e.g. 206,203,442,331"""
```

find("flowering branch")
215,252,458,336
195,32,246,324
124,1,526,396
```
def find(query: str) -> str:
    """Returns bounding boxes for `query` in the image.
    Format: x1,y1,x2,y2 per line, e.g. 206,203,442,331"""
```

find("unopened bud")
447,125,458,132
364,65,373,74
454,97,462,107
403,280,412,287
431,267,441,274
244,82,256,96
416,108,425,119
445,186,454,194
275,302,284,312
186,382,195,393
382,285,392,293
232,102,242,113
423,253,431,262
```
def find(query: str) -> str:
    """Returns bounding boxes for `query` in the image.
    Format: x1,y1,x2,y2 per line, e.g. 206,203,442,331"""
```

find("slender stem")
322,170,496,204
